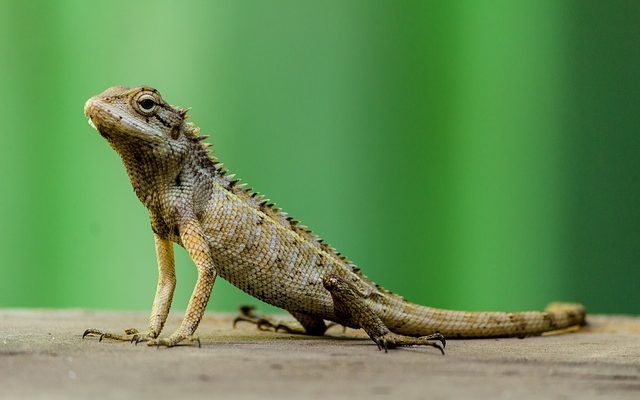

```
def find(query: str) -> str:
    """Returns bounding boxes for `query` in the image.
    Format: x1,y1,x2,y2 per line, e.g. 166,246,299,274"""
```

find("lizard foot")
82,328,153,343
232,305,301,334
147,334,201,348
130,331,159,345
373,332,446,355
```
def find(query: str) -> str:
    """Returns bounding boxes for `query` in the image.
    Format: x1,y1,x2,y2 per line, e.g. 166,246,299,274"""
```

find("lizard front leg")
83,234,177,343
132,234,176,343
147,219,217,347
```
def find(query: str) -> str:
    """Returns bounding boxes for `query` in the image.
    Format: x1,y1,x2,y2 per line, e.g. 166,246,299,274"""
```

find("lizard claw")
82,328,105,339
132,334,147,345
130,330,157,345
427,332,446,349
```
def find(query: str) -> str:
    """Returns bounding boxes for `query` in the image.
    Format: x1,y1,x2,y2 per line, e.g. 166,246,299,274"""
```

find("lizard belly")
212,249,334,317
201,195,337,318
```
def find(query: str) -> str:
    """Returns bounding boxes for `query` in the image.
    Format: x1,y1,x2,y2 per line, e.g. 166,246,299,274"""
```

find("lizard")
82,85,586,353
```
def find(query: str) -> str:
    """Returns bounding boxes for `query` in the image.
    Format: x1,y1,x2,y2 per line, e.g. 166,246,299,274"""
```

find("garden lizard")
82,85,586,352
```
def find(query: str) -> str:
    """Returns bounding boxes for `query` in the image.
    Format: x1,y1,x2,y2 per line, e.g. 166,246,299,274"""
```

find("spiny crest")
177,98,404,300
178,107,190,118
186,122,398,297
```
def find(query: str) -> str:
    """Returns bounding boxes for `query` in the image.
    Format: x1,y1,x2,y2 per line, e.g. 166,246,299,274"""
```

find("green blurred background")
0,0,638,314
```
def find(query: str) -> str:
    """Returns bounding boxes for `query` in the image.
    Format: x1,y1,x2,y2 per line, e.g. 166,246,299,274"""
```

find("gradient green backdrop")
1,1,638,314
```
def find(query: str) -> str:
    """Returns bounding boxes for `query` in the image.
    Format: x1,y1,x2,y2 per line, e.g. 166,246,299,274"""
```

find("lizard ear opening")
170,125,181,140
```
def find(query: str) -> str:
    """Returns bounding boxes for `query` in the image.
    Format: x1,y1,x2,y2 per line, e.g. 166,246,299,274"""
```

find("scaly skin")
82,86,586,351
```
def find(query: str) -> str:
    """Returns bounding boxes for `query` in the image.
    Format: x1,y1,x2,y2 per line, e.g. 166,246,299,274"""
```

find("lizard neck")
112,138,185,209
116,137,220,213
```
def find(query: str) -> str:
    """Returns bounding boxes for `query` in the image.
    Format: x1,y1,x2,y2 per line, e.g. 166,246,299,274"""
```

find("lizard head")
84,85,190,147
84,86,212,205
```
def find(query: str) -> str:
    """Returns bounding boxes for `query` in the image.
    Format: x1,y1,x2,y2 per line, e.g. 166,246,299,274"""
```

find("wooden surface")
1,309,639,399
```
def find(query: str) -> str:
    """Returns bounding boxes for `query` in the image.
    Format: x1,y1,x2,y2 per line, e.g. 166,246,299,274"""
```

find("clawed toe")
373,336,393,353
232,315,257,328
425,332,446,349
256,318,276,331
257,319,296,333
83,328,155,344
131,333,151,345
232,305,299,334
82,328,101,339
232,305,260,328
424,340,445,355
233,315,277,331
147,335,201,348
147,338,170,348
83,328,133,342
373,332,446,355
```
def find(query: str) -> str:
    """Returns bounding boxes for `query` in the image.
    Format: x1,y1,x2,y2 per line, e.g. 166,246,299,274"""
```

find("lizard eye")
139,97,155,111
134,92,159,115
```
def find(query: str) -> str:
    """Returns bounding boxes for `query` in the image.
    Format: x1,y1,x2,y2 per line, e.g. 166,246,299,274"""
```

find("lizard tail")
385,301,586,338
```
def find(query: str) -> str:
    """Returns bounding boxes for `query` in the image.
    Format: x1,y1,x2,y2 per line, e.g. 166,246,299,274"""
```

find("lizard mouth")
83,97,123,140
87,117,97,130
84,97,102,133
85,112,110,140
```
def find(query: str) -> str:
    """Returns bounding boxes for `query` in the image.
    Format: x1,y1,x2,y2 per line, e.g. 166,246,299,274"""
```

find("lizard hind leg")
233,306,327,335
322,273,445,354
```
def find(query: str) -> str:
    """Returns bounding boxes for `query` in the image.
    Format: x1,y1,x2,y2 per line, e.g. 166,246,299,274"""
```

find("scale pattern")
83,86,586,348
